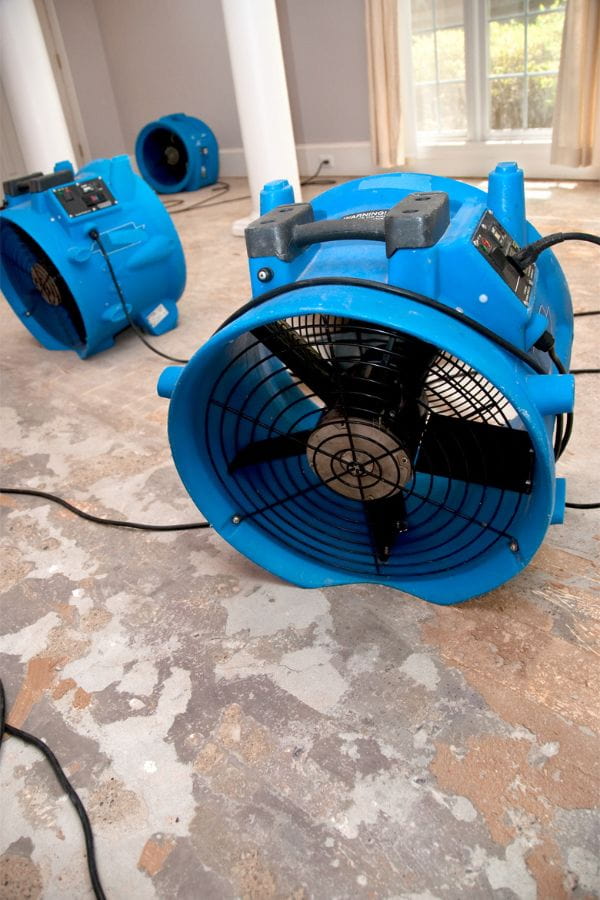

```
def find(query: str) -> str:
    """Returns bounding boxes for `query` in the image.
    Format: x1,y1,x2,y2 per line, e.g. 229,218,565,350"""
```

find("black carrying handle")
245,191,450,261
293,216,386,248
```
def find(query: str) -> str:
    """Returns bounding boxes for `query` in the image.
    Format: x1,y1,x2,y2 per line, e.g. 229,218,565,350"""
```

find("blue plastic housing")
0,155,186,358
135,113,219,194
159,164,575,604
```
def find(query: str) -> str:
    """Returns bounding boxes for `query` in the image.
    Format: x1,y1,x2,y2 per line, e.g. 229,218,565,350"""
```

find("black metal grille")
142,128,189,187
203,315,531,579
1,220,86,348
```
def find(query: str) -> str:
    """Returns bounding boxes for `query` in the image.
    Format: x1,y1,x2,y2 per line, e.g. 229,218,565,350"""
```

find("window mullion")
464,0,487,142
432,1,441,136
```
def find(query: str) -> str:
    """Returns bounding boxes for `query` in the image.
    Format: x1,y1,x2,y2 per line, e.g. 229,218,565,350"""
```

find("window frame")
408,0,566,146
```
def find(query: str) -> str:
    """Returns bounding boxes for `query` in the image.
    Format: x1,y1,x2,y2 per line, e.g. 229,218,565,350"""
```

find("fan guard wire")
204,315,527,578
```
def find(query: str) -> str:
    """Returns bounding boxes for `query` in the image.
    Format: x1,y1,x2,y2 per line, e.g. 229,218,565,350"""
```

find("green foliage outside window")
412,1,565,133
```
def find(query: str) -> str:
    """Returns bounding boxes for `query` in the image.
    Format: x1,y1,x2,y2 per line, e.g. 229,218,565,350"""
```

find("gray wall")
53,0,126,158
52,0,370,160
91,0,242,152
278,0,370,144
0,78,26,183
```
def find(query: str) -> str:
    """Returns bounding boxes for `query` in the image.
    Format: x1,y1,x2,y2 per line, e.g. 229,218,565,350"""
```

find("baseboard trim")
219,140,600,181
219,142,373,178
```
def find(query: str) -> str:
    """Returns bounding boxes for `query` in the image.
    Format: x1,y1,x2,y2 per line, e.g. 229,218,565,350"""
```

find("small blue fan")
135,114,219,193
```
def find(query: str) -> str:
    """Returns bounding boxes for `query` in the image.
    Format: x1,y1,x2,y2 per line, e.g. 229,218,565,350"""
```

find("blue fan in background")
135,114,218,194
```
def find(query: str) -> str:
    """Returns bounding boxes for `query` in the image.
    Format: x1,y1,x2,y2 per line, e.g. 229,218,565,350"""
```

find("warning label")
342,209,387,221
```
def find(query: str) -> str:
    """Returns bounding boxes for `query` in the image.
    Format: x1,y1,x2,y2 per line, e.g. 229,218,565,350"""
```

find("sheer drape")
551,0,600,167
365,0,405,168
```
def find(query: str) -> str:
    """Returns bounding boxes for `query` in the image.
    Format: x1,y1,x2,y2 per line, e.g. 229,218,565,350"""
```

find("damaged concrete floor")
1,176,599,899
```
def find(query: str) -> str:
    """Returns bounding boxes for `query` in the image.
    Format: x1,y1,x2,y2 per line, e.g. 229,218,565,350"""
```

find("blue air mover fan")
158,163,574,605
0,156,185,358
135,114,219,194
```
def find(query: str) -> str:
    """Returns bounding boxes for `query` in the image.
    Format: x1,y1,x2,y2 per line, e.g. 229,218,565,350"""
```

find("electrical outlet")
318,154,334,168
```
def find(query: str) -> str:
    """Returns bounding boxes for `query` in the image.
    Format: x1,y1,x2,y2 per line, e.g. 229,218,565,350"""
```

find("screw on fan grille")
205,315,534,578
1,221,86,347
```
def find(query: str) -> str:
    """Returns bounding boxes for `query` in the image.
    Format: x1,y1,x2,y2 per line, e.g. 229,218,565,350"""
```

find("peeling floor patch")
1,178,599,898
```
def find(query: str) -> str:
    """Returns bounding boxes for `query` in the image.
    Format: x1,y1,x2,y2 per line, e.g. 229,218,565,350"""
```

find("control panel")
53,178,116,218
472,210,534,304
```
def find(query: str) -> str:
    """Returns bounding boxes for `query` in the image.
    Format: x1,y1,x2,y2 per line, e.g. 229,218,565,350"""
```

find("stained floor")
1,176,599,899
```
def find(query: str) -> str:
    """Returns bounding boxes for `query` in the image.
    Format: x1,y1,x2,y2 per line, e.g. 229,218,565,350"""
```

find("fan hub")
165,145,181,166
306,412,412,501
30,262,61,306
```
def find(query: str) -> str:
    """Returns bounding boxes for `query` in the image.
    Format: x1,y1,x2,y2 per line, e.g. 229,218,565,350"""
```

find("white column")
0,0,75,174
221,0,301,235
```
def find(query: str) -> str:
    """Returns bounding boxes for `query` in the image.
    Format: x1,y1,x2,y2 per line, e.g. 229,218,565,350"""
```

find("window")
411,0,467,137
409,0,566,142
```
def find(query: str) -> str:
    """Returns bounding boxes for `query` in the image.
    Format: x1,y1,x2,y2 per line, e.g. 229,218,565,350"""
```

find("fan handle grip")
245,191,449,261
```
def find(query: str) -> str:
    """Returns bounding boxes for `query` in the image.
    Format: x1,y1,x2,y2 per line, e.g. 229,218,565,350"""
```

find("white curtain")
365,0,405,168
551,0,600,167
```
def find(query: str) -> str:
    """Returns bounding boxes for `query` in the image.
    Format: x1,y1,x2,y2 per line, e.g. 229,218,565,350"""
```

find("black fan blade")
363,492,408,562
416,412,534,493
229,430,312,473
252,322,335,403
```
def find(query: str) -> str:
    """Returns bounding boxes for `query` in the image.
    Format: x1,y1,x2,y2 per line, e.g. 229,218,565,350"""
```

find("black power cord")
90,229,190,365
546,344,572,460
166,161,336,216
215,275,549,374
523,233,600,505
166,179,232,215
565,500,600,509
92,163,339,365
2,207,596,900
0,487,209,530
0,678,107,900
216,275,599,507
512,231,600,269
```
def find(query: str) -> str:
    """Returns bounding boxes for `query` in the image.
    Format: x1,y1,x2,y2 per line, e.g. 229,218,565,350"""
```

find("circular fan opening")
141,128,189,188
203,314,534,580
1,220,86,349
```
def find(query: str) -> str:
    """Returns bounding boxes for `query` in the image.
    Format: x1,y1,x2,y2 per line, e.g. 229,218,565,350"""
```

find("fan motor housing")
135,113,219,194
159,164,575,604
1,155,186,358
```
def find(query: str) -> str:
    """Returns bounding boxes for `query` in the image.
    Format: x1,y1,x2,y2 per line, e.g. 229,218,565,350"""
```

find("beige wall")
51,0,370,161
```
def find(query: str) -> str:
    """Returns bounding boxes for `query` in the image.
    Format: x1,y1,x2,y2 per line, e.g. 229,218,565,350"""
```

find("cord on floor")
0,678,107,900
166,161,336,216
0,487,210,531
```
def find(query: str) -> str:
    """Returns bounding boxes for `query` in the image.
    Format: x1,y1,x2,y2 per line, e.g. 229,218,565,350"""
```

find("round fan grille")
204,315,533,579
141,128,189,187
1,221,86,348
